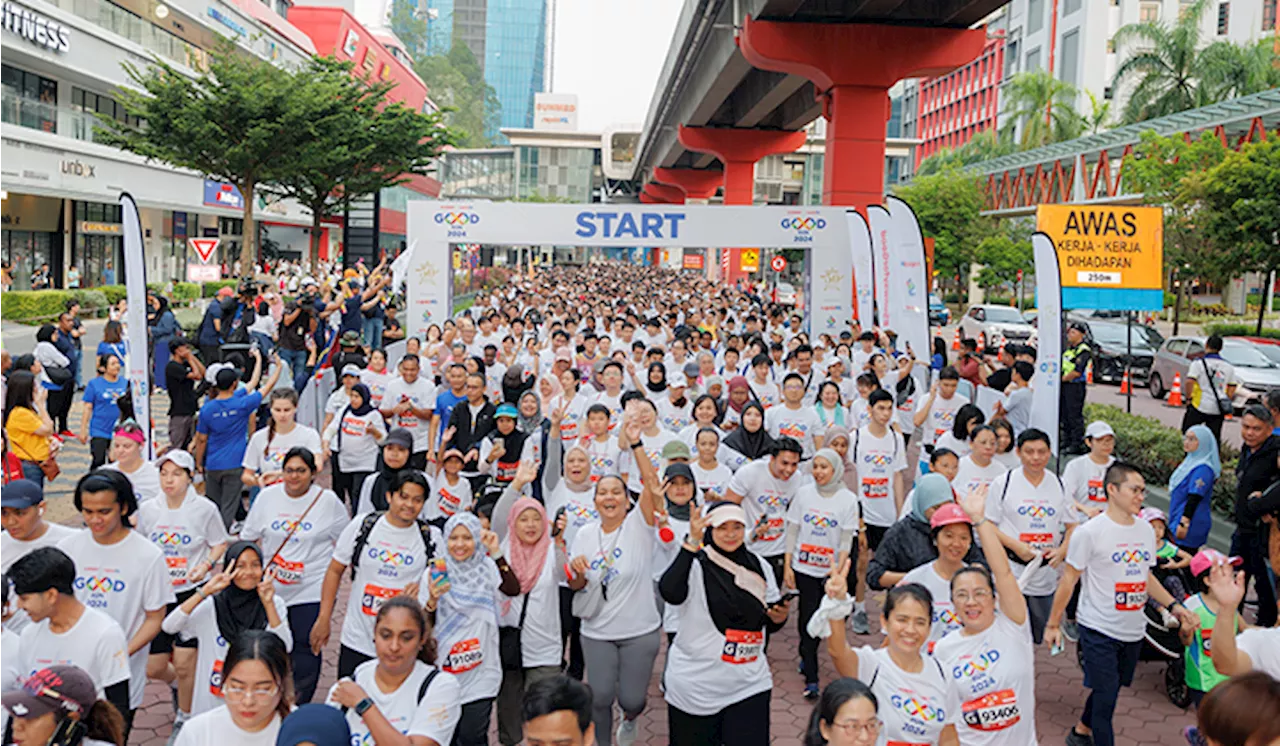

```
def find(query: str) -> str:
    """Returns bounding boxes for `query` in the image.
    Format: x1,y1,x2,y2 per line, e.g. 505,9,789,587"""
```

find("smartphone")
1049,639,1065,656
494,437,505,450
49,716,87,746
429,558,448,587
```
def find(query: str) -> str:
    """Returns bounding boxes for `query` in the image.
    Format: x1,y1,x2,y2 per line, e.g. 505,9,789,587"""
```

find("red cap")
930,503,973,530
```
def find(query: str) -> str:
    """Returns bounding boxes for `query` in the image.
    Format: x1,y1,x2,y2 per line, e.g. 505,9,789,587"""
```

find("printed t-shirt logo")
271,519,313,533
367,547,416,567
803,513,838,529
150,531,194,547
75,575,126,593
1017,505,1056,519
891,693,945,722
864,453,893,467
1112,549,1151,563
951,650,1002,679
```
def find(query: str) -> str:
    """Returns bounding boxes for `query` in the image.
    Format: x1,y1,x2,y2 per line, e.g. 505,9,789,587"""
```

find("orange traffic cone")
1166,372,1183,407
952,329,961,351
1119,369,1132,395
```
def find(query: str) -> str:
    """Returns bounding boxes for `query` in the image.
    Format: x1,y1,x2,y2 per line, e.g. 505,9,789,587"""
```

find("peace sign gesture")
824,557,852,600
687,504,708,539
550,401,567,430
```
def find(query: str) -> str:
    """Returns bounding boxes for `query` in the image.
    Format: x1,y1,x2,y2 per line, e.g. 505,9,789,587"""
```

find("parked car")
928,294,951,327
1149,335,1280,411
772,281,797,306
958,304,1038,350
1022,309,1039,326
1072,318,1160,386
1232,336,1280,366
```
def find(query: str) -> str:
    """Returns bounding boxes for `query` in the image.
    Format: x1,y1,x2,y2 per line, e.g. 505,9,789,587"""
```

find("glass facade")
441,150,517,199
1,65,58,134
484,0,546,133
516,145,592,201
45,0,209,69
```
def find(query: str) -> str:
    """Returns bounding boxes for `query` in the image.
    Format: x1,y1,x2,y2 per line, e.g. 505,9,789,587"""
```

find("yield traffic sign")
188,237,220,264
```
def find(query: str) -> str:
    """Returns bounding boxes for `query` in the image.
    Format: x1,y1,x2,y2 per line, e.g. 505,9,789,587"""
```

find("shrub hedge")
2,284,209,324
1202,323,1280,340
200,280,238,297
1083,403,1238,516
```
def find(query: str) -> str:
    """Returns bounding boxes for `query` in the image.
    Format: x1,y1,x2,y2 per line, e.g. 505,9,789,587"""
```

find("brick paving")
37,396,1201,746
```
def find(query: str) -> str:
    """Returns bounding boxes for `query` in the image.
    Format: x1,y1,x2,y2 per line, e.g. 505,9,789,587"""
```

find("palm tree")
1083,90,1112,135
1197,39,1280,101
998,70,1084,149
916,128,1016,176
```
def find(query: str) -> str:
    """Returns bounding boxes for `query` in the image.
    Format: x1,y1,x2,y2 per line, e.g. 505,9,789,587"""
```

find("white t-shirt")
426,473,474,522
483,361,507,403
240,484,348,606
765,404,822,458
588,390,625,431
726,459,801,558
617,428,678,495
933,613,1038,745
326,660,460,746
900,562,964,650
953,456,1009,498
416,580,502,704
1237,627,1280,679
1189,355,1239,416
786,484,859,578
103,460,162,503
917,393,970,446
848,398,872,430
242,425,323,478
58,530,176,708
498,541,561,667
934,432,972,460
1,523,78,572
174,706,281,746
360,368,396,410
656,396,694,433
328,409,385,472
544,483,598,575
382,377,438,452
663,555,780,716
747,379,779,409
854,645,959,745
852,426,908,528
582,436,622,484
986,468,1074,597
135,495,230,592
569,509,661,640
16,607,130,698
692,461,733,503
1066,512,1157,642
1062,455,1114,509
163,592,292,715
333,513,437,656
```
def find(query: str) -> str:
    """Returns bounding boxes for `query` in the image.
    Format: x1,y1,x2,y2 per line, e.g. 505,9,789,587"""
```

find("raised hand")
480,528,502,558
1206,561,1245,609
958,483,989,523
257,568,276,605
824,557,851,600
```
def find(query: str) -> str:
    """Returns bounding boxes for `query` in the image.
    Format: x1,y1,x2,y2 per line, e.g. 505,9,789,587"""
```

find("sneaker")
228,520,244,535
1183,725,1207,746
1065,727,1094,746
59,430,76,440
1062,620,1080,643
804,683,820,700
615,718,638,746
851,609,870,635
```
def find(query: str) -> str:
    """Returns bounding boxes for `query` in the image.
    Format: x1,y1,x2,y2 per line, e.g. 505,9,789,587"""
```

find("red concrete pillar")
642,183,688,204
652,167,724,200
677,126,806,283
738,16,986,210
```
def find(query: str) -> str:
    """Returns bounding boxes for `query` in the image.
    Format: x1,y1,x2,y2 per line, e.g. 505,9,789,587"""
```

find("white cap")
1085,421,1115,440
667,371,688,388
156,449,196,473
205,362,233,384
341,364,363,378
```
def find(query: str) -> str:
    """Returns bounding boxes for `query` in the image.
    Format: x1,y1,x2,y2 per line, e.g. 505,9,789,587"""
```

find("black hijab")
367,447,401,512
697,503,769,633
723,402,775,461
646,362,667,394
213,541,270,643
336,384,374,453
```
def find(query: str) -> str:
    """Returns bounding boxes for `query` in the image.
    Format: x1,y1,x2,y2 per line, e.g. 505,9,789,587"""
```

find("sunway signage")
188,237,219,264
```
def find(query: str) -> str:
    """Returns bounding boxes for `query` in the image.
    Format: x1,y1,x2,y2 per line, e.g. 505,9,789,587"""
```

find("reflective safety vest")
1062,342,1090,378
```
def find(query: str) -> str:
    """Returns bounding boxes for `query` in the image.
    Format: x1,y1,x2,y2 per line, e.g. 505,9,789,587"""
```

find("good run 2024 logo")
779,214,827,244
434,209,481,240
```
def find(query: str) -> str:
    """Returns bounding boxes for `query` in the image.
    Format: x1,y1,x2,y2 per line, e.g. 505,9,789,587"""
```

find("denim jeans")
362,317,384,349
1078,625,1142,746
72,347,83,389
278,348,309,389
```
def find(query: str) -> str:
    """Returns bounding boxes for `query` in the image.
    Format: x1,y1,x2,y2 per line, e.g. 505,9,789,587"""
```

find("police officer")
1061,322,1091,454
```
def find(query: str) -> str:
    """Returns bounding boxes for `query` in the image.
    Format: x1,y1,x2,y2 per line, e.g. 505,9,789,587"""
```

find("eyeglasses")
283,467,311,476
222,683,279,701
830,719,881,738
953,589,993,603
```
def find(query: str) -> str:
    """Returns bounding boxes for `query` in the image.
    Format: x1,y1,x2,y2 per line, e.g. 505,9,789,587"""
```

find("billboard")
1035,204,1164,311
533,93,578,131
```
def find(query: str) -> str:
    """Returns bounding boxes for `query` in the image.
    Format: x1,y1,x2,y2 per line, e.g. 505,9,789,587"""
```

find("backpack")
340,669,438,714
349,511,437,580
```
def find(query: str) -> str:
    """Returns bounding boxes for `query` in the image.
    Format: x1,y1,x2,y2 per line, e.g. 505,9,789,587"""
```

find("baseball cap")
930,502,973,530
554,348,573,363
661,441,692,462
382,428,414,451
667,371,688,388
341,364,363,379
0,480,44,509
706,502,748,528
156,450,196,474
2,666,97,721
340,330,361,346
217,286,234,298
1190,548,1244,577
495,403,519,419
1138,507,1167,524
662,463,695,484
1085,422,1115,440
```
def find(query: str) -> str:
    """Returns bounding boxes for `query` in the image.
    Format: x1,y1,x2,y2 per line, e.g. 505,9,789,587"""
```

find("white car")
772,282,797,306
958,304,1038,350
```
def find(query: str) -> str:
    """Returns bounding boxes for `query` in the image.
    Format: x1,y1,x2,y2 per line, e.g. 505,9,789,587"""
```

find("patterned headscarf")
438,512,500,637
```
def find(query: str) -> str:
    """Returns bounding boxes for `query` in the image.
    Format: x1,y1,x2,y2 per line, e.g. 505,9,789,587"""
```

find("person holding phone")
658,501,787,745
2,665,126,746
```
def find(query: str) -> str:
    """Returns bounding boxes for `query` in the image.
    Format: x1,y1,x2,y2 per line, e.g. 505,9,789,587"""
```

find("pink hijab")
506,496,550,594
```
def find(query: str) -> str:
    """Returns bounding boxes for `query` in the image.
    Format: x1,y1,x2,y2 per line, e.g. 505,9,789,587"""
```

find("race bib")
721,629,763,664
1202,627,1215,657
862,477,889,500
209,659,224,697
1019,533,1056,553
798,543,834,569
165,556,189,586
1087,479,1105,503
341,417,368,437
397,413,419,428
887,741,931,746
271,557,304,585
438,489,463,516
962,689,1020,732
442,638,483,674
755,517,785,543
361,584,399,616
1114,582,1146,611
559,418,579,441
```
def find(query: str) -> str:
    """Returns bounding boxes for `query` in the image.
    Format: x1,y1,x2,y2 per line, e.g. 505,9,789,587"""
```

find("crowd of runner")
3,259,1279,746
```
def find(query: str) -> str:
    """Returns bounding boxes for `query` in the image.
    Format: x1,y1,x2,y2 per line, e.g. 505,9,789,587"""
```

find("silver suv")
1149,335,1280,411
958,304,1038,350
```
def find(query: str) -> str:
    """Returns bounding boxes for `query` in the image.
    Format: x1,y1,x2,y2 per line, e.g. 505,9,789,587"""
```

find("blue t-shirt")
198,302,224,346
96,341,127,362
1168,463,1216,549
82,376,129,438
434,388,465,440
340,295,363,332
197,389,264,471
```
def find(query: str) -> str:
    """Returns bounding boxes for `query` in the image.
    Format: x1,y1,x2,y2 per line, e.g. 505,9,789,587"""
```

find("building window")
1264,0,1276,30
1,64,58,133
1140,2,1160,22
1026,48,1041,72
1064,0,1081,15
1028,0,1044,33
1060,30,1080,85
70,87,142,141
1217,2,1229,34
1005,39,1020,78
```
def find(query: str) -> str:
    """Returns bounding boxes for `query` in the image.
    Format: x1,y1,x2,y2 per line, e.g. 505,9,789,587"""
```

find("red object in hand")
658,526,676,543
563,563,575,580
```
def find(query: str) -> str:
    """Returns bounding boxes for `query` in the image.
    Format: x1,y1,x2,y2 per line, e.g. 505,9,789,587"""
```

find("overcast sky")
549,0,686,133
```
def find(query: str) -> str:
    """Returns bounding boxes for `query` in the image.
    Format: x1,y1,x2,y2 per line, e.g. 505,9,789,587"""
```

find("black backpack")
339,669,439,714
349,511,437,580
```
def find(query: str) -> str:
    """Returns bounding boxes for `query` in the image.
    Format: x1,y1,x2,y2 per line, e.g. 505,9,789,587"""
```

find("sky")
549,0,687,133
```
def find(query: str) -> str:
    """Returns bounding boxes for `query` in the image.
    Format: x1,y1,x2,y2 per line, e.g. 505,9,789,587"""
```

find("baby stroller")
1076,604,1190,709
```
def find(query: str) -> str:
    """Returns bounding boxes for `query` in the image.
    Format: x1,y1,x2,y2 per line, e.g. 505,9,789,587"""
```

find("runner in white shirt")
428,451,474,522
242,390,323,491
935,483,1041,746
322,383,386,504
325,597,461,746
746,355,780,409
541,439,597,682
1204,559,1280,680
766,373,823,458
691,428,733,502
580,405,622,483
616,398,677,496
952,426,1009,496
556,374,592,445
100,423,162,504
784,449,857,697
655,372,694,433
826,560,962,746
723,438,804,583
1061,422,1116,520
312,471,440,679
852,390,909,548
323,366,362,439
359,349,395,410
1044,463,1200,746
590,362,627,431
172,630,290,746
1,480,77,634
58,469,175,714
380,354,438,466
160,541,292,717
913,368,970,473
240,448,347,704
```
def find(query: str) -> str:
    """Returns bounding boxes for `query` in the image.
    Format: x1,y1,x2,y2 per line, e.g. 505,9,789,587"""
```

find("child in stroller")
1143,508,1195,613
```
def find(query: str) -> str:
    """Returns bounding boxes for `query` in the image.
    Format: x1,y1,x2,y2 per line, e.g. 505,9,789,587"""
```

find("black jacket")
446,399,496,472
1237,434,1280,534
866,516,986,591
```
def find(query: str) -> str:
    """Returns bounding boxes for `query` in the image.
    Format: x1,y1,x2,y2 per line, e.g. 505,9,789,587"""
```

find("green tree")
266,57,457,268
1197,138,1280,334
388,0,427,59
1197,39,1280,101
1083,90,1112,135
975,229,1033,292
98,40,315,272
415,44,501,147
892,166,995,297
916,129,1016,176
999,70,1083,149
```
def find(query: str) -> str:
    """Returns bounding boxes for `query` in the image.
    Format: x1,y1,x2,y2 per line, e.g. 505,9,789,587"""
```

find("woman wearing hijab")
150,295,180,390
644,362,668,404
33,323,73,435
541,435,598,681
721,376,752,431
1167,424,1222,553
866,473,985,590
516,390,552,500
354,428,414,516
721,402,776,472
161,541,292,718
658,501,788,745
323,383,385,507
784,449,859,700
538,375,564,417
419,512,520,746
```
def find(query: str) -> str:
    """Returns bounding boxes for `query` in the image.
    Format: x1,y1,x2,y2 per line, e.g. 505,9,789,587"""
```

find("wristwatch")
354,697,374,716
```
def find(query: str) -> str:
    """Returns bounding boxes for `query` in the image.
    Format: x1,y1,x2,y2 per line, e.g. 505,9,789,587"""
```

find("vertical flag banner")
120,193,151,457
1031,232,1063,455
794,209,853,339
847,210,875,331
886,196,931,370
866,205,893,330
405,204,459,339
